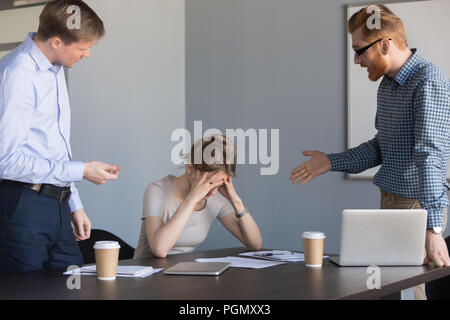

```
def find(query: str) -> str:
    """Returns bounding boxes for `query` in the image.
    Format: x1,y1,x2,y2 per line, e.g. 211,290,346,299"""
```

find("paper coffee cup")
94,241,121,280
302,231,326,268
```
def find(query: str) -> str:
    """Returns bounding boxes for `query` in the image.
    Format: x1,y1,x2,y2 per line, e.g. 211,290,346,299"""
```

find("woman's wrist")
183,194,199,209
232,198,245,213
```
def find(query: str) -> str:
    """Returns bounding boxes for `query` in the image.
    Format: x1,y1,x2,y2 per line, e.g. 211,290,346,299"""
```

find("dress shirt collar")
24,32,62,73
393,48,423,86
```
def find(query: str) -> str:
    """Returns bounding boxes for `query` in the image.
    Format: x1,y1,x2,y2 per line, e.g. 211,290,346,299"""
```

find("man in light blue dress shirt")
289,4,449,298
0,0,120,273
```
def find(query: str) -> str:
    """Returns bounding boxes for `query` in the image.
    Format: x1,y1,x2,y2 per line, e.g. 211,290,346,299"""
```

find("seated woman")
134,135,262,258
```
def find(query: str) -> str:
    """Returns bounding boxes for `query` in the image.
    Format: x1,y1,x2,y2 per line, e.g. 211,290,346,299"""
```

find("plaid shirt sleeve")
327,135,382,174
413,79,450,228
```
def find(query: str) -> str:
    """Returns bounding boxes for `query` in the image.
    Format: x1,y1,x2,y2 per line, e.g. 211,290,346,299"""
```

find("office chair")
425,235,450,300
78,229,135,265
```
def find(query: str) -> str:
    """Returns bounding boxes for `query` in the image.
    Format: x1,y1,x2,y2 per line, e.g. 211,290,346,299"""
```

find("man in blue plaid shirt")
290,3,450,286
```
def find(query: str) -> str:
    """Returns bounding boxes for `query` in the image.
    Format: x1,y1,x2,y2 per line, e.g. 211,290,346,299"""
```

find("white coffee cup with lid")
94,241,121,280
302,232,326,267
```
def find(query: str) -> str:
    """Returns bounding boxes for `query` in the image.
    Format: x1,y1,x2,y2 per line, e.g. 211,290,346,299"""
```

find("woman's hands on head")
186,168,244,213
218,175,242,207
186,170,226,203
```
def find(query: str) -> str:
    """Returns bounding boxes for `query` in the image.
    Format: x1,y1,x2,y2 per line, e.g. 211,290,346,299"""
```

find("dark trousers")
0,183,83,273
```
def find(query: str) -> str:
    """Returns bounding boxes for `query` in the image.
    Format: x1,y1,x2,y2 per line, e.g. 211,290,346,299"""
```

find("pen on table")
260,252,295,256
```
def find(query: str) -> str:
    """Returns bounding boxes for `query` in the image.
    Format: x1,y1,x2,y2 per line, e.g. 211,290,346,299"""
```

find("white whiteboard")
347,0,450,179
0,5,44,43
0,5,44,61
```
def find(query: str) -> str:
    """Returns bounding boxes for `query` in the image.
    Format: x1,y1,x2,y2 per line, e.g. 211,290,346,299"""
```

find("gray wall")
68,0,185,247
186,0,450,254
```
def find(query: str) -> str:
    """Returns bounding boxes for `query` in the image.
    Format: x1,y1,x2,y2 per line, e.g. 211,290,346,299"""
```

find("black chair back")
78,229,135,265
425,235,450,300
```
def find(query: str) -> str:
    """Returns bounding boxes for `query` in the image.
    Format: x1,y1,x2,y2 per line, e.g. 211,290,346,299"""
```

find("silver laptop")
163,262,231,276
330,209,427,266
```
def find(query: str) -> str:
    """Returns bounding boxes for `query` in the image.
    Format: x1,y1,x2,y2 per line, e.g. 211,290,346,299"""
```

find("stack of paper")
63,265,163,278
195,256,287,269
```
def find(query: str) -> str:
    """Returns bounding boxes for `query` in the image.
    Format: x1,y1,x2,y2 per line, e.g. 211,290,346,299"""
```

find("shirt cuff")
425,209,446,229
69,184,83,213
327,153,347,172
66,161,84,183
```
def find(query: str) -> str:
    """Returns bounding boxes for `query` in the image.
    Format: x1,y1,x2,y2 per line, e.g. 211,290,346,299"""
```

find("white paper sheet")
63,265,163,278
195,256,287,269
239,250,328,262
239,250,305,262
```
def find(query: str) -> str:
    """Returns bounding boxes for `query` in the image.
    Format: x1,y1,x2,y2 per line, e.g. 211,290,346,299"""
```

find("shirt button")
389,114,393,118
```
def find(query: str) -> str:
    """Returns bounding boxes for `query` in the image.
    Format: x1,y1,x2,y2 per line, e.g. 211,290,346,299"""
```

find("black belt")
0,180,72,203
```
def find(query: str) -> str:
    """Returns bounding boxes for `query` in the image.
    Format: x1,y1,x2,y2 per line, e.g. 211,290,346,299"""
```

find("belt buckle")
59,190,71,203
30,184,42,192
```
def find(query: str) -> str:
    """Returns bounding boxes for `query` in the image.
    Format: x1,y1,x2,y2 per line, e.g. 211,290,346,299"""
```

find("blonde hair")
189,135,236,177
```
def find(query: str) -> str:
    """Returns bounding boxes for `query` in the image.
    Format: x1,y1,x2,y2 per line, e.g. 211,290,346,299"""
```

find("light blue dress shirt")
0,32,84,212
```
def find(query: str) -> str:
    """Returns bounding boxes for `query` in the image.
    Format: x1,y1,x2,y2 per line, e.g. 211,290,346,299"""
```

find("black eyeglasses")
354,38,392,56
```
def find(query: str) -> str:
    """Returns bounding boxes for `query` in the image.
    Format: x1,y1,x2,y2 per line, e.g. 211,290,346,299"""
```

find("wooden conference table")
0,247,449,300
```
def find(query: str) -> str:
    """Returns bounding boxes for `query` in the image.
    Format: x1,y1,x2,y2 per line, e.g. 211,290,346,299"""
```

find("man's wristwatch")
428,227,443,234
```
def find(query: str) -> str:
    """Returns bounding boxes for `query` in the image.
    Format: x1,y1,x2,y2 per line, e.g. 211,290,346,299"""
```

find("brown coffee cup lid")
302,231,326,239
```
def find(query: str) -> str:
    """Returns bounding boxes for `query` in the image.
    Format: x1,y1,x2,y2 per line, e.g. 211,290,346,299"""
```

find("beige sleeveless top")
133,175,234,258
